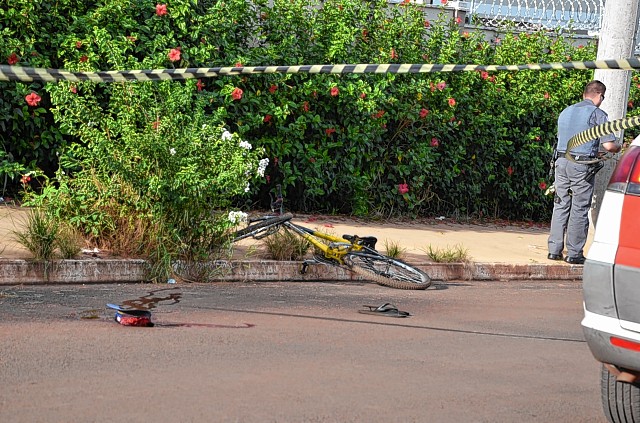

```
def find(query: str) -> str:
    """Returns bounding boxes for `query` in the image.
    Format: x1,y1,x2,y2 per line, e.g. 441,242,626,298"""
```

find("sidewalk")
0,206,585,285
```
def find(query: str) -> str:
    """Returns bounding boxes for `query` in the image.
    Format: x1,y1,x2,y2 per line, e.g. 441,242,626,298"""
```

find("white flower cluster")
257,158,269,177
169,147,176,156
228,211,248,225
221,130,233,141
239,140,252,150
244,182,251,192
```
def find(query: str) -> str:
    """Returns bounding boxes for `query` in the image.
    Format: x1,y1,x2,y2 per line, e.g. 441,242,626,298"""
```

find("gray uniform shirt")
556,99,615,156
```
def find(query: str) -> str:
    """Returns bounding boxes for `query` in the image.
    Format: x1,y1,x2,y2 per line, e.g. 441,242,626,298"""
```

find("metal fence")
467,0,604,32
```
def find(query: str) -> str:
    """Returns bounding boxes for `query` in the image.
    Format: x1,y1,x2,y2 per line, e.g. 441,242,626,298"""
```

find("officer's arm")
602,141,621,153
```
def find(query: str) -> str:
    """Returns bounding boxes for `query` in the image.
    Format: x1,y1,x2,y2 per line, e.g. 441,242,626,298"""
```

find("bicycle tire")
232,213,293,242
344,252,431,290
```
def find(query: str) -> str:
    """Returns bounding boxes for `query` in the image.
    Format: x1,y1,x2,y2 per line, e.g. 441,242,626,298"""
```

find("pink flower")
419,108,429,119
75,41,83,49
156,4,168,16
448,98,456,107
168,48,181,62
7,53,18,65
269,84,277,94
441,0,448,4
325,128,336,136
263,114,272,123
398,183,409,195
480,71,488,80
507,166,513,176
462,31,470,38
235,62,243,67
539,181,547,190
424,20,430,28
544,92,550,99
152,120,161,130
456,16,461,24
436,81,446,90
70,85,77,94
302,101,309,112
231,87,243,100
373,110,385,119
430,137,439,147
196,79,205,92
390,48,398,59
20,175,31,185
330,86,339,97
25,92,41,107
360,92,366,99
79,55,88,63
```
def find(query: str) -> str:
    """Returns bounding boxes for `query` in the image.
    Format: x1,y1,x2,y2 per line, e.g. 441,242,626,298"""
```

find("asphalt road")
0,280,604,423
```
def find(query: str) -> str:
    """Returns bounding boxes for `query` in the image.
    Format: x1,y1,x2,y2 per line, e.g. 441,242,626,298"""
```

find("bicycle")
232,186,431,290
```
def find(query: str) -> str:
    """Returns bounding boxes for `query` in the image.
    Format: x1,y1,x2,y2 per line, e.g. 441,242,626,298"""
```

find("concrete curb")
0,259,582,285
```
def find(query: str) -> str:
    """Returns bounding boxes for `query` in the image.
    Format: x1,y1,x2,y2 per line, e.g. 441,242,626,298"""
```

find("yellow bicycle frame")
282,221,365,264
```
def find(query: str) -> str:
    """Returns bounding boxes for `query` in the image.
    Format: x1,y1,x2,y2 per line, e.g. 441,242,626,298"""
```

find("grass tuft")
423,244,471,263
13,209,59,260
383,239,406,259
263,228,311,261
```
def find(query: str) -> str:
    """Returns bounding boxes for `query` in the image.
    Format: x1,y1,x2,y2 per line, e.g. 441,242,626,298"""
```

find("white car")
582,135,640,422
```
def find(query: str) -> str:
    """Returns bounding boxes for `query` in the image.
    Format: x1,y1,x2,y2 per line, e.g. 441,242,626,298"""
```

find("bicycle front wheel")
344,252,431,290
232,213,293,242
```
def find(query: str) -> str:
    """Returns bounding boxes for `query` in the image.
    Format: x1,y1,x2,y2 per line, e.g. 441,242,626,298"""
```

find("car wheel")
602,364,640,422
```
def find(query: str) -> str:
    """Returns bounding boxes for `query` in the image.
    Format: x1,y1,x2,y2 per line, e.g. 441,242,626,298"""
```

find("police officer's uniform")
547,99,615,261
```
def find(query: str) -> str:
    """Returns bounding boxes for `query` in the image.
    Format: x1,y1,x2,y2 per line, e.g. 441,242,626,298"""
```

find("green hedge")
1,0,633,221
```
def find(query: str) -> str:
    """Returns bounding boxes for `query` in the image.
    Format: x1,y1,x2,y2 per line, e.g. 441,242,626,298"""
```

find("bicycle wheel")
344,252,431,290
232,213,293,242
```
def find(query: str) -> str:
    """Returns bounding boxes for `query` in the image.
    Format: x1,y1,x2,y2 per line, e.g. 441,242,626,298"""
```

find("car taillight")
608,146,640,194
611,336,640,352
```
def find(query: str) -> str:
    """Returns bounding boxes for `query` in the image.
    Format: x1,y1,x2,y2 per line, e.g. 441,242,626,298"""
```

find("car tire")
602,364,640,423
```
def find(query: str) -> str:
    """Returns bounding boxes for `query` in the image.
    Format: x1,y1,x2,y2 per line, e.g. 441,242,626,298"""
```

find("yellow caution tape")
3,58,640,83
4,58,640,161
565,115,640,163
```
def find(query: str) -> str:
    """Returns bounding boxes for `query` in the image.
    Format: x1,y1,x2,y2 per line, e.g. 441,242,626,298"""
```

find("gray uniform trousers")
547,157,594,258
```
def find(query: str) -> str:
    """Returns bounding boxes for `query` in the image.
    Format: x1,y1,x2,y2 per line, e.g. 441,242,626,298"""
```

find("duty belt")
556,152,595,162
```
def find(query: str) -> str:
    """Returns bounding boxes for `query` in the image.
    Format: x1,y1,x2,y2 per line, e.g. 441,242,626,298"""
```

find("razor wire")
467,0,604,32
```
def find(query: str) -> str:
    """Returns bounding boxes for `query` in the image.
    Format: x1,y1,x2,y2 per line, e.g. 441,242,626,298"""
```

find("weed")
263,228,311,261
56,223,83,259
13,208,58,260
423,244,471,263
383,239,406,259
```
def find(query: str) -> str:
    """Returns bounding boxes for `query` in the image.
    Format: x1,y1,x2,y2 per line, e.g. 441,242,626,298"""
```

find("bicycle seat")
342,234,377,249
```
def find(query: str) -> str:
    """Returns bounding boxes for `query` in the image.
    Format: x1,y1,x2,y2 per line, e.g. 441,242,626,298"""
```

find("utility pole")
592,0,640,225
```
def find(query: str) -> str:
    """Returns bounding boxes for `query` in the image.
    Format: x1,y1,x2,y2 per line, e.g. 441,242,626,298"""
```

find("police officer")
547,80,621,264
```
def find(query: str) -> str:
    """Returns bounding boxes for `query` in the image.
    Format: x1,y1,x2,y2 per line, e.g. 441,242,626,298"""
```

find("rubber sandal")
358,303,410,318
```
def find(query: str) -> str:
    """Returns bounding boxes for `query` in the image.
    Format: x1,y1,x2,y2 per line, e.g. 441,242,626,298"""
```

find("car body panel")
583,309,640,372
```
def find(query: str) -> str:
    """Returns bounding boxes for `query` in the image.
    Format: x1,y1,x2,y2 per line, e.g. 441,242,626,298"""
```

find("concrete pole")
592,0,640,225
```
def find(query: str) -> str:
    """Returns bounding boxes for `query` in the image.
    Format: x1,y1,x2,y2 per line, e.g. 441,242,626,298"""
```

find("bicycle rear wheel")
232,213,293,242
344,252,431,290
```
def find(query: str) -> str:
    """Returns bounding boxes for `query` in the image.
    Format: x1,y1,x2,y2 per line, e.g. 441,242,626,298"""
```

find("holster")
584,161,605,183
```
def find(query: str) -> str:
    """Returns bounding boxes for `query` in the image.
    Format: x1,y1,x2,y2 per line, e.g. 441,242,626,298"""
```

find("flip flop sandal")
358,303,410,318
